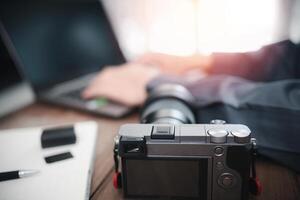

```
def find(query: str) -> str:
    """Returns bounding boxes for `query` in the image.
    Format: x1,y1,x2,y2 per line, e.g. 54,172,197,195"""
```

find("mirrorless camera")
114,84,258,200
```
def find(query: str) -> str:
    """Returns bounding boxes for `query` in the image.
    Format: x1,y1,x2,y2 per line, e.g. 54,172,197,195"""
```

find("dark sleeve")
186,75,300,172
147,75,300,171
146,41,300,171
209,40,300,82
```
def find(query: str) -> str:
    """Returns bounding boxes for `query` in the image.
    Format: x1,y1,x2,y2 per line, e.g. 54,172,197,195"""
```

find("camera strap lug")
113,136,122,189
249,138,262,196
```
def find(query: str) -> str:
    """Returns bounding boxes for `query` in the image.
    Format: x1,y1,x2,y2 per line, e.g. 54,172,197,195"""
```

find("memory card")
45,152,73,164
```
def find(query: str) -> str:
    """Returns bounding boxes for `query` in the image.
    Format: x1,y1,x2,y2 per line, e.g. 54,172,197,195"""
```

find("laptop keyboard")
61,87,109,108
58,87,130,118
65,88,85,101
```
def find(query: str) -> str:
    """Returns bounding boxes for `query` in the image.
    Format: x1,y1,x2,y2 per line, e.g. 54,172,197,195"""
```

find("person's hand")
82,53,212,107
82,63,160,107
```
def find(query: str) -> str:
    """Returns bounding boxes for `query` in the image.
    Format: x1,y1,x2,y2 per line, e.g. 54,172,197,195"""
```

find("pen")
0,170,39,182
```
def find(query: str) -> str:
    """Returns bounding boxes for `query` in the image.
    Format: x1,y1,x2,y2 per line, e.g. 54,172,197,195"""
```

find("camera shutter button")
207,129,228,143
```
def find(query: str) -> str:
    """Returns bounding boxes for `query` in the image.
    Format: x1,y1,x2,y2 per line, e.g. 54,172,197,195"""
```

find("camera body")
116,123,253,200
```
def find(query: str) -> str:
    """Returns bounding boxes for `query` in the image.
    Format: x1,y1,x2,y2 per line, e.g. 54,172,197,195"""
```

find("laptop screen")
0,29,23,93
0,0,125,92
0,23,34,118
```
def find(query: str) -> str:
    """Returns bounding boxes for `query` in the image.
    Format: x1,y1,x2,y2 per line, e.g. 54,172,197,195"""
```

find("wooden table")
0,103,299,200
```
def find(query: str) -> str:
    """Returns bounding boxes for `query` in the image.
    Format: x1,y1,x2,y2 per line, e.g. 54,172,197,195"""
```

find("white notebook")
0,121,98,200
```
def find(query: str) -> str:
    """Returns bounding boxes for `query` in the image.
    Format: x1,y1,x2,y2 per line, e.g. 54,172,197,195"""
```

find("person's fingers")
81,85,101,99
81,63,160,106
81,79,99,98
82,77,140,105
83,85,145,107
81,67,115,98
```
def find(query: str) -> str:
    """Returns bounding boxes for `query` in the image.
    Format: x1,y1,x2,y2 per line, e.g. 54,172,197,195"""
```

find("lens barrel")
140,84,196,124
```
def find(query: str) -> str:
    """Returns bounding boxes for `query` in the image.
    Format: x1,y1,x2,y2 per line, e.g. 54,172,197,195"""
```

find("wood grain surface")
0,103,299,200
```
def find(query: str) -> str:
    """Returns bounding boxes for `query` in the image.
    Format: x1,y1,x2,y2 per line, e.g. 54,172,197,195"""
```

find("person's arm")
138,40,300,82
82,40,299,106
207,40,300,81
135,53,213,75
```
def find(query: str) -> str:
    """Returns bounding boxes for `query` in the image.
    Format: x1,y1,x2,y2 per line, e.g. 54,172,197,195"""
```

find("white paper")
0,121,98,200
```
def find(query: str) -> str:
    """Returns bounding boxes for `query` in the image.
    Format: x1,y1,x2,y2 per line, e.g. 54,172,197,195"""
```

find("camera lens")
140,84,196,124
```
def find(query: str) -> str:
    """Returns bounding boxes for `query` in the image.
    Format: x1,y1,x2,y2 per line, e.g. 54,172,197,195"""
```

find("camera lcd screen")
124,159,208,199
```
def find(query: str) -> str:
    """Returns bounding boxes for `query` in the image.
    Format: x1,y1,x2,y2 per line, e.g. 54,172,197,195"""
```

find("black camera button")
218,173,236,189
216,161,224,170
214,146,224,156
223,176,233,186
207,129,228,143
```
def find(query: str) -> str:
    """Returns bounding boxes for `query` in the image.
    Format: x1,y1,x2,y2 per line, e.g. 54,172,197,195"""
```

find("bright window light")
197,0,280,53
103,0,280,58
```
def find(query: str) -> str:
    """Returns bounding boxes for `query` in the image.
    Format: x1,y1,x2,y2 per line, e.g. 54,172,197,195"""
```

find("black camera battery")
41,126,76,148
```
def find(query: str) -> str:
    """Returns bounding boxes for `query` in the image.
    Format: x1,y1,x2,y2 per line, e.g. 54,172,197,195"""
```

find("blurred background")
102,0,300,59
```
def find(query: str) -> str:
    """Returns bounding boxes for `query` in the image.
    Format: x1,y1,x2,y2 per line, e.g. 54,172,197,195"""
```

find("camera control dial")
231,129,251,144
218,173,236,189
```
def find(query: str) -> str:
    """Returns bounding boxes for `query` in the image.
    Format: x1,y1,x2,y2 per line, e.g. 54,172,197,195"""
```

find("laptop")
0,23,34,118
0,0,133,118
